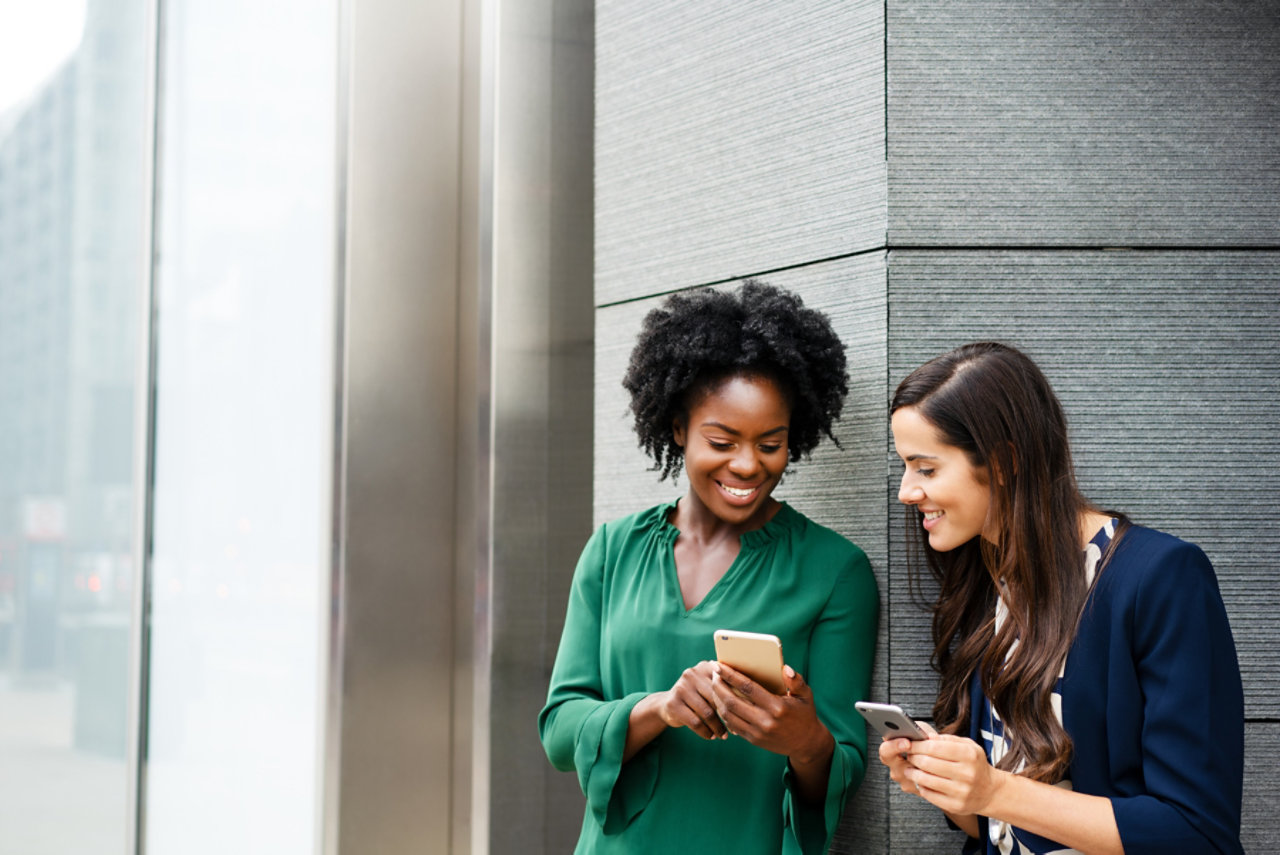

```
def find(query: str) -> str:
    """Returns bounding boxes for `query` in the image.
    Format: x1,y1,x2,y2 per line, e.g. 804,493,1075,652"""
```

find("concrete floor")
0,679,128,854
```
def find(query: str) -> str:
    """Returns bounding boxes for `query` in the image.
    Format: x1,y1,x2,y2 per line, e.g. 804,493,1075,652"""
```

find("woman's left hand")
710,662,834,764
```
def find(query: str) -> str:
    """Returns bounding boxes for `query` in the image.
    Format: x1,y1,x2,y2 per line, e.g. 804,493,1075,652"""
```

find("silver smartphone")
854,701,929,740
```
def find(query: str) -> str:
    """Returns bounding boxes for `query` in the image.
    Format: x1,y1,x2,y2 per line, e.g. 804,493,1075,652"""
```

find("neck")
672,493,780,543
1077,509,1111,546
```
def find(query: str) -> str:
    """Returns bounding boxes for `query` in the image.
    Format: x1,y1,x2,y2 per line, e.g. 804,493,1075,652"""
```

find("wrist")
632,691,669,728
979,766,1014,817
789,726,835,768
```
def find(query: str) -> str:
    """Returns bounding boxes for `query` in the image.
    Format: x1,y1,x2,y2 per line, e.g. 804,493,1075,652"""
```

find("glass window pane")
144,0,336,851
0,0,148,851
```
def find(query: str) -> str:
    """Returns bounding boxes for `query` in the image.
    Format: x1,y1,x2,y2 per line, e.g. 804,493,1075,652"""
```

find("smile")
719,482,758,499
924,511,943,520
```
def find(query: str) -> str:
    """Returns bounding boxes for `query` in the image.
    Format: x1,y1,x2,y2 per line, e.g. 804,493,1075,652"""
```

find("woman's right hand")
878,719,932,792
624,661,725,762
655,660,727,740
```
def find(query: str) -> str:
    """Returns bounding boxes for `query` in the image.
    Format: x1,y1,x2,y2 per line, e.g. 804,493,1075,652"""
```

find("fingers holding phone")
711,659,778,718
657,661,727,740
714,661,834,764
856,702,936,793
710,629,788,735
875,724,934,794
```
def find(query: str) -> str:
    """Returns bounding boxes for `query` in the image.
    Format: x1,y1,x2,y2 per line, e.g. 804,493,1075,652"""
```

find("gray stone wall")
590,0,1279,851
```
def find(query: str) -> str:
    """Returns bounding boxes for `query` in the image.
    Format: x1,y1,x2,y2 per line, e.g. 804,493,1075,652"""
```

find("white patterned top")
980,518,1118,855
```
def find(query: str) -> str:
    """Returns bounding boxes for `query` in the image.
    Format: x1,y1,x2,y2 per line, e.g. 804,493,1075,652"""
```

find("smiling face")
891,405,995,552
673,374,791,530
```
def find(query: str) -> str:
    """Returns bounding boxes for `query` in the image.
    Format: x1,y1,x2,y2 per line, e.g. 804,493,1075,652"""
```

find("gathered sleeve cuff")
569,691,658,833
537,525,661,834
780,738,861,854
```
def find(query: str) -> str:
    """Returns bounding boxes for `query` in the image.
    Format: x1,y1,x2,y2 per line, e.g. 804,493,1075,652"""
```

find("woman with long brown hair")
880,342,1243,854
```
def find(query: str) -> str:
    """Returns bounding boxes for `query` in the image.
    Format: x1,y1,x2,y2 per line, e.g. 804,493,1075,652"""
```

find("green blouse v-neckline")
657,499,801,616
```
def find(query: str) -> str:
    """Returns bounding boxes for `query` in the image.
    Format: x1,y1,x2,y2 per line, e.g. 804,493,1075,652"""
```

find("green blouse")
538,501,879,854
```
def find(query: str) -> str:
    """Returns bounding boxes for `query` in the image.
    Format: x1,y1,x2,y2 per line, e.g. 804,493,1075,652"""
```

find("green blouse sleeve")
782,546,879,855
537,524,660,834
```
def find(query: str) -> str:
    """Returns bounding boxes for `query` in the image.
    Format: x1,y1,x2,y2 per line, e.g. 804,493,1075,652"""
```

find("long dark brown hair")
891,342,1100,783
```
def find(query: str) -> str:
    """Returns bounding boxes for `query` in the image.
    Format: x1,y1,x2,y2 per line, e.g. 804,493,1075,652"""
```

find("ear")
672,417,687,448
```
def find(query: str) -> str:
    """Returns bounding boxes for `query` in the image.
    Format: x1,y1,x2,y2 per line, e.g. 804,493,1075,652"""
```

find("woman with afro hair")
539,281,879,854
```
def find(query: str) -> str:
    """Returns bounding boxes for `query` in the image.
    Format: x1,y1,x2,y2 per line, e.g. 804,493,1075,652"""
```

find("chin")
717,503,760,523
927,533,959,553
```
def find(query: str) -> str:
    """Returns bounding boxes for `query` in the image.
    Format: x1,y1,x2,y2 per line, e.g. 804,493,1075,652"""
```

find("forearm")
945,810,980,839
984,771,1122,855
788,727,836,804
623,692,670,762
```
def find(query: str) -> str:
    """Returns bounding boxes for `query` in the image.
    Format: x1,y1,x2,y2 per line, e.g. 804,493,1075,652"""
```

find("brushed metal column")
332,0,592,852
334,0,465,850
486,1,594,852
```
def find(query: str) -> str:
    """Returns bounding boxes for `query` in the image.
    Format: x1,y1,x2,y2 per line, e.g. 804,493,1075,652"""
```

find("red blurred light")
88,575,102,593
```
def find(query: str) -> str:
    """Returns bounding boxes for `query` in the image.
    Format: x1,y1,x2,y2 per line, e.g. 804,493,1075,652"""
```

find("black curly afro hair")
622,280,849,481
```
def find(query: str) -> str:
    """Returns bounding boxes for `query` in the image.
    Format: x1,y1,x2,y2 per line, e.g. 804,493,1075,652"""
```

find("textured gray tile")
887,250,1280,718
596,0,887,302
1242,722,1280,853
888,0,1280,245
593,296,688,522
887,784,971,853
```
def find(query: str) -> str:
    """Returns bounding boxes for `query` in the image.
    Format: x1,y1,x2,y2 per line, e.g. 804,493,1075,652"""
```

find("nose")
898,472,923,505
728,445,761,478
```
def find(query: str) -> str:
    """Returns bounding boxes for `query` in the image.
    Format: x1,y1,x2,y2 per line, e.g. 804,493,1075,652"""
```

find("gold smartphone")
713,629,786,695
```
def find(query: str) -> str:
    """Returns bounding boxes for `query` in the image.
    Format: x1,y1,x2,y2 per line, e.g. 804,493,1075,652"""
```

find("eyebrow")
700,421,789,437
903,453,939,461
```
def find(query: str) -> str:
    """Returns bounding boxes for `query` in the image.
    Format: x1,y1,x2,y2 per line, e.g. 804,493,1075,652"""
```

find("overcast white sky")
0,0,87,115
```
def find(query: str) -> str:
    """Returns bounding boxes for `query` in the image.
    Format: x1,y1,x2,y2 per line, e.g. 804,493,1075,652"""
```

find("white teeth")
722,484,755,498
924,511,944,520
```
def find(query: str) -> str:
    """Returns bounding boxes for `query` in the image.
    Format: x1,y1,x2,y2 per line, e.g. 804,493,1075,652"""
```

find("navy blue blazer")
963,525,1243,854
